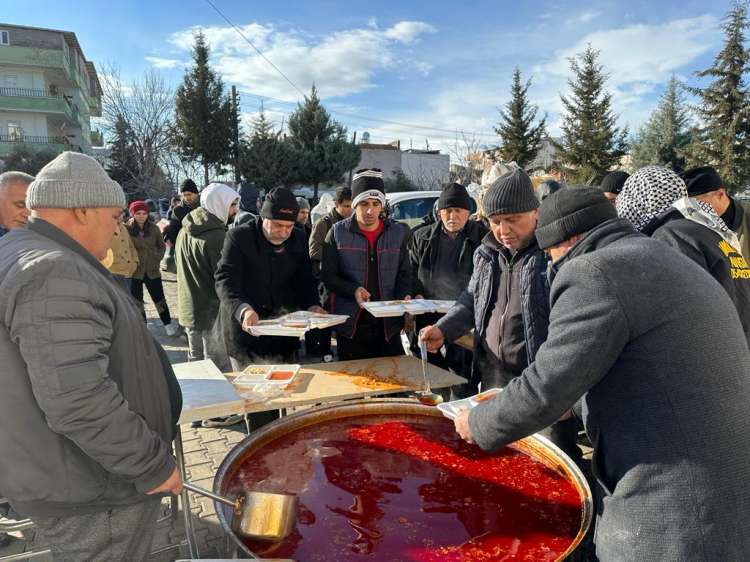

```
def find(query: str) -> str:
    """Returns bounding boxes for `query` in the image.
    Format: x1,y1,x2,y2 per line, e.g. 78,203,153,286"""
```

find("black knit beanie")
180,178,199,194
260,187,299,221
535,187,618,249
483,168,539,216
438,182,472,211
351,169,386,208
681,166,723,197
599,171,629,195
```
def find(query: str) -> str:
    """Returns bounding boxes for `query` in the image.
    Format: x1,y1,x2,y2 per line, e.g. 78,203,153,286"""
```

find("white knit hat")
26,151,125,210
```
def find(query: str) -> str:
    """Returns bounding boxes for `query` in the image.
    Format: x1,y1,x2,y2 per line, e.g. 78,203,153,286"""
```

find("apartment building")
0,23,102,159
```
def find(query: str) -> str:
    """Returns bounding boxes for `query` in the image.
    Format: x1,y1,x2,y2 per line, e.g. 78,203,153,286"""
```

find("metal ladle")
415,339,443,406
183,482,298,542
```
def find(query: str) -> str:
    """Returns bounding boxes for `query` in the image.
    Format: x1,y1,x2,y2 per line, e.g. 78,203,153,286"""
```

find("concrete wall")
1,27,63,50
402,152,450,190
357,147,402,180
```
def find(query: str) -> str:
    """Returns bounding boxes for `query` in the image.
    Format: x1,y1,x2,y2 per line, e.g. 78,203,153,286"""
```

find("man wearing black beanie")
408,183,486,387
420,168,581,463
598,170,629,203
164,179,201,246
682,165,750,261
321,169,413,360
450,186,750,560
216,187,322,374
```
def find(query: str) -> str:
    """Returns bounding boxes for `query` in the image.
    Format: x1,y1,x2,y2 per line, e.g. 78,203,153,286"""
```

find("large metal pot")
213,398,593,560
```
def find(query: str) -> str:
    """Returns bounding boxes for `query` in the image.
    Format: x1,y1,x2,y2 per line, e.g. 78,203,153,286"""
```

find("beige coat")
107,223,139,277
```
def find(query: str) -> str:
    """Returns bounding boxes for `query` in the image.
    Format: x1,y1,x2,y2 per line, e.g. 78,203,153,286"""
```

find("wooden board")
173,360,245,424
230,356,466,413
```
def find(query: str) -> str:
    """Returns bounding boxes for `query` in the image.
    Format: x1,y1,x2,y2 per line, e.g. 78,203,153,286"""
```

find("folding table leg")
174,427,198,558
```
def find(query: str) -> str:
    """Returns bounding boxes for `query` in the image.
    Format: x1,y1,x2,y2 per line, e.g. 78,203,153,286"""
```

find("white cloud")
530,15,720,132
383,21,437,44
565,10,601,25
538,15,718,89
166,20,437,102
145,56,183,69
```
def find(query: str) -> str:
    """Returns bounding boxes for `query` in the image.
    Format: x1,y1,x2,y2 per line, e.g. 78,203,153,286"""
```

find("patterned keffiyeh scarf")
616,165,740,251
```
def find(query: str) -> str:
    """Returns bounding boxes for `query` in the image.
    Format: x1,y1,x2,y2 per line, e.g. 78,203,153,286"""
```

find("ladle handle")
183,482,237,508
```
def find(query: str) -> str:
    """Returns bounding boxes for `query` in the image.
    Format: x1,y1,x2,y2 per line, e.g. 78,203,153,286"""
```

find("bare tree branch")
100,64,176,199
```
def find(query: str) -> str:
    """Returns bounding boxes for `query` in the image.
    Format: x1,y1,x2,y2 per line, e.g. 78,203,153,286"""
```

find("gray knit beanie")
482,168,539,216
296,196,311,210
26,151,125,210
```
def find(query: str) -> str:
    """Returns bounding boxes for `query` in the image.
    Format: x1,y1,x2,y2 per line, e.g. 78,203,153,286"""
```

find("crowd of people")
0,149,749,560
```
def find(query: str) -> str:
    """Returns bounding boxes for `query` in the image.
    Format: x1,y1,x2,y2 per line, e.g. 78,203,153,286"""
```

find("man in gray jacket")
0,152,183,561
441,187,750,560
0,171,33,236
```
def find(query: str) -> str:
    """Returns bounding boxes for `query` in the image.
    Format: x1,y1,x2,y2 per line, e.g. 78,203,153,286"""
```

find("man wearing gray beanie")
420,167,582,464
0,152,183,560
448,186,750,560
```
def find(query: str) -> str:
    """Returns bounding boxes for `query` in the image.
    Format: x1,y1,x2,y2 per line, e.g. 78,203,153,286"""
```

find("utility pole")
348,131,357,188
232,85,241,184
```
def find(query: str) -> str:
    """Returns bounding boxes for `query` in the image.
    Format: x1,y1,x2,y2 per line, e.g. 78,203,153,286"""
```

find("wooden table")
230,356,467,413
171,357,466,558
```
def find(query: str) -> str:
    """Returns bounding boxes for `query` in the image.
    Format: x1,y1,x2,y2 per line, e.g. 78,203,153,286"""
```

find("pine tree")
287,85,361,202
239,105,296,192
109,115,142,199
686,1,750,191
631,76,692,172
495,67,547,168
173,31,233,185
558,45,628,183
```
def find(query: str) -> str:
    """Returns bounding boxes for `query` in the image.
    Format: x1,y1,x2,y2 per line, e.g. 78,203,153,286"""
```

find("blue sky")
2,0,738,153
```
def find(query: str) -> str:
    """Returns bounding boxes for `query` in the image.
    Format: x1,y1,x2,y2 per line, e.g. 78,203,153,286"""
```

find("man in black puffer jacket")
617,165,750,345
420,168,581,463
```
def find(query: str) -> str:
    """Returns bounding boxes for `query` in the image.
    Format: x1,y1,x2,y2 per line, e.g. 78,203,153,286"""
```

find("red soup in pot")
226,414,582,561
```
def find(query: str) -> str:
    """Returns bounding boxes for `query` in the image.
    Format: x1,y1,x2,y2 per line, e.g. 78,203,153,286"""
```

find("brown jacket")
127,219,165,280
108,223,139,277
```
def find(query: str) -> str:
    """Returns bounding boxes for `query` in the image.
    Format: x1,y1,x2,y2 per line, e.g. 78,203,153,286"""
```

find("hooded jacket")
176,184,238,331
468,218,750,561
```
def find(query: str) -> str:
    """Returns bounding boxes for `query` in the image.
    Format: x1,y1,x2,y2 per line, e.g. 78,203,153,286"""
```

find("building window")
7,122,23,141
0,31,9,46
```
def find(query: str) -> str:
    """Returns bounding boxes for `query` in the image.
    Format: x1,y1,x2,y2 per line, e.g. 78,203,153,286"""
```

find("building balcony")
0,46,99,116
0,134,77,158
0,88,79,125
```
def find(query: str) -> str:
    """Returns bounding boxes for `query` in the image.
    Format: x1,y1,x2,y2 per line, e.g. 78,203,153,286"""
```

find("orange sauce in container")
268,371,294,381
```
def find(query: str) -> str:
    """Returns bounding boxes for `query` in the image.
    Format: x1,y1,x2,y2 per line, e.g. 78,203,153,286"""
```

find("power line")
202,0,306,98
202,0,499,140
